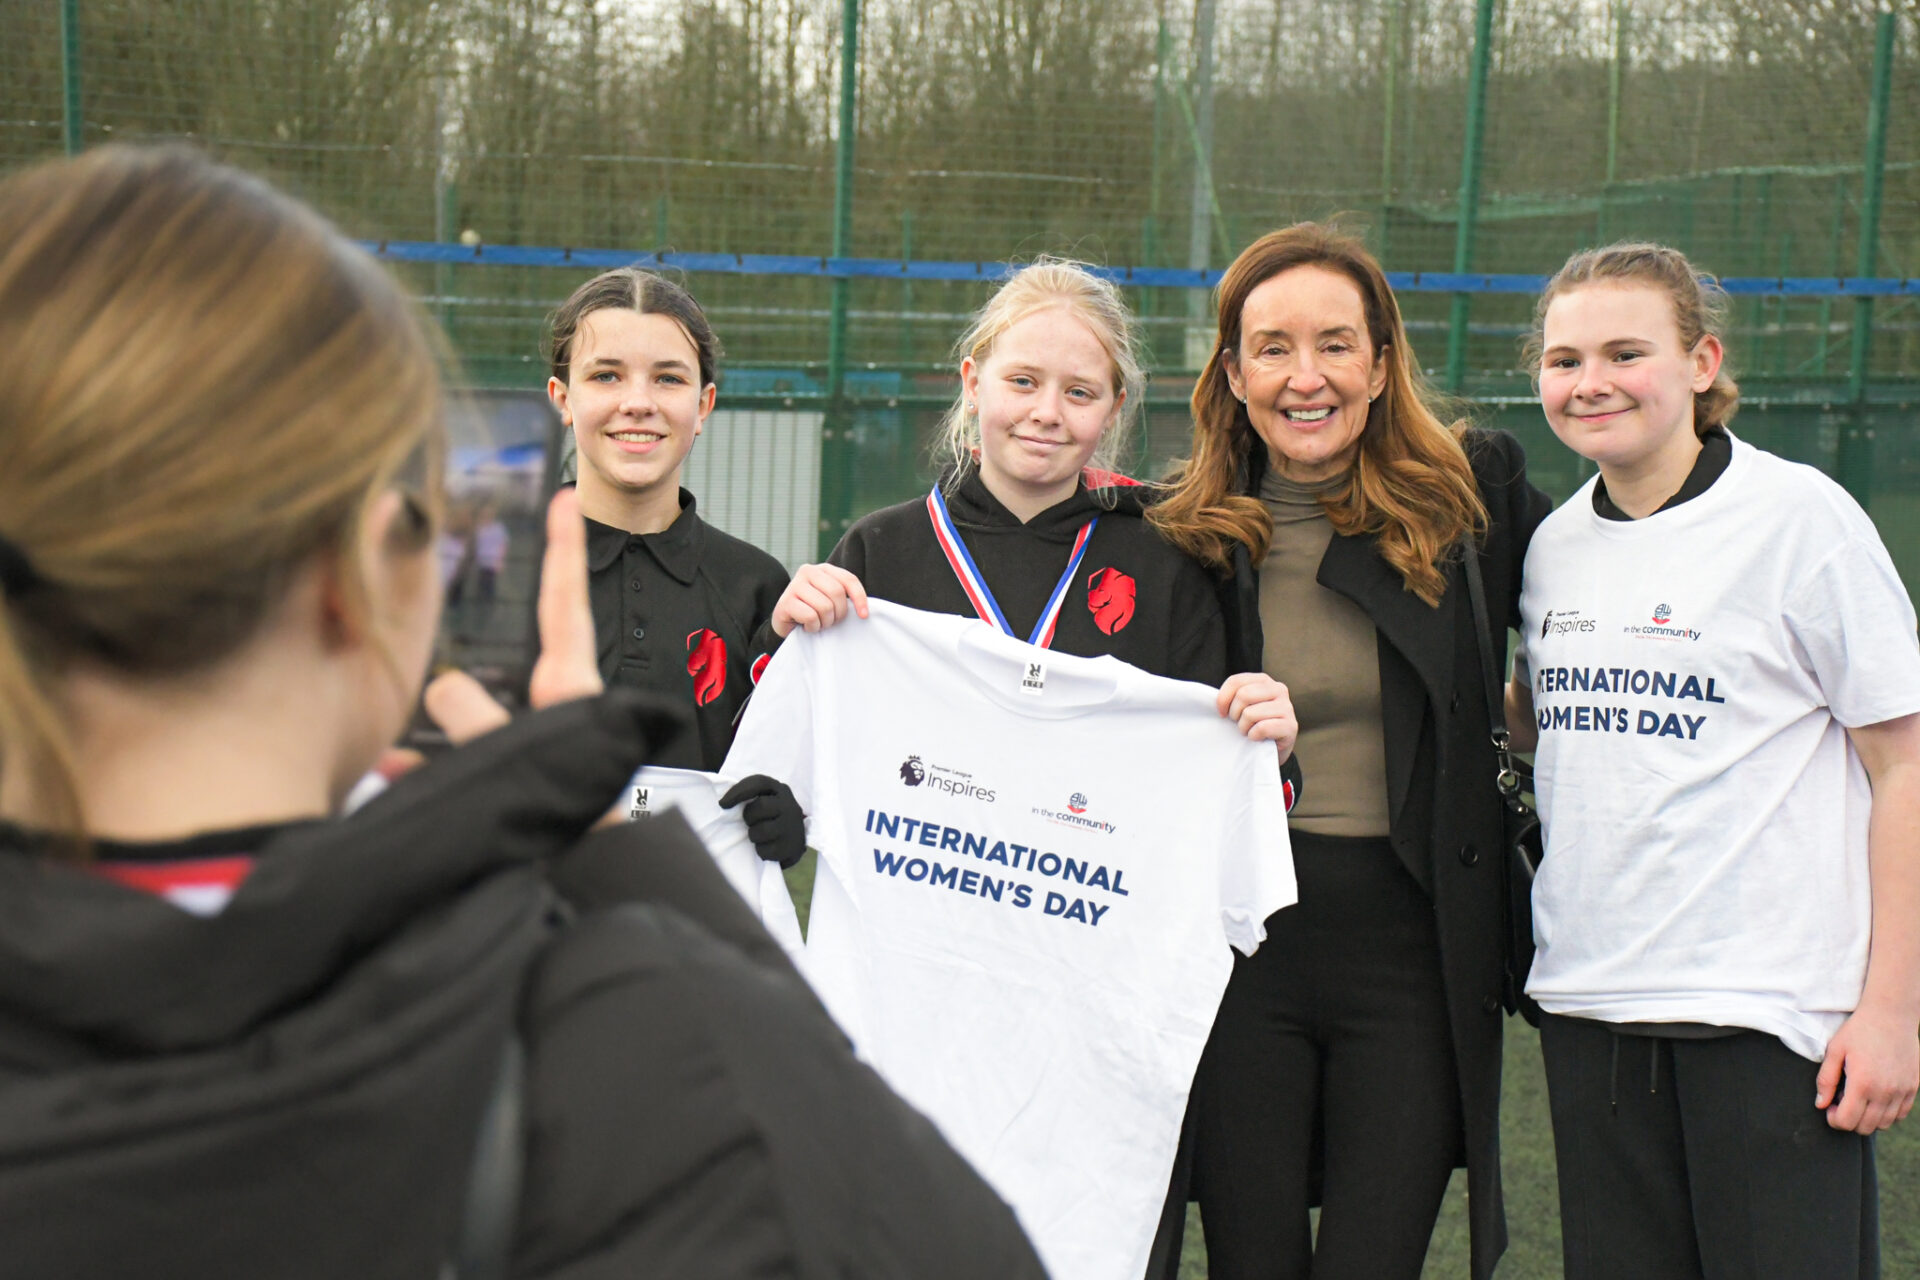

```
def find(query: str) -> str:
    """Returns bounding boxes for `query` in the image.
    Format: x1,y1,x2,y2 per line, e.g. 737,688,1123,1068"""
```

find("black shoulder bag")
1460,550,1545,1026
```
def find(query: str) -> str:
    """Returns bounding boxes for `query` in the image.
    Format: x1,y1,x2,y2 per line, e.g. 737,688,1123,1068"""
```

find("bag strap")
454,1031,526,1280
1459,549,1525,805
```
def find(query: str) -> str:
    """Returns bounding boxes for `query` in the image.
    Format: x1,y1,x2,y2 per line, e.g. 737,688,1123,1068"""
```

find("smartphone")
403,391,568,751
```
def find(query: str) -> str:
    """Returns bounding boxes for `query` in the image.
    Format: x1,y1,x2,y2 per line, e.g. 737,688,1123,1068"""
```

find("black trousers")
1191,832,1463,1280
1539,1012,1879,1280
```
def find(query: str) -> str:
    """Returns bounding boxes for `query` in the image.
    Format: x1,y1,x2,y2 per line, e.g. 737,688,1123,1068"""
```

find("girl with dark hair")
545,268,801,863
1510,242,1920,1280
545,268,789,771
1149,222,1553,1280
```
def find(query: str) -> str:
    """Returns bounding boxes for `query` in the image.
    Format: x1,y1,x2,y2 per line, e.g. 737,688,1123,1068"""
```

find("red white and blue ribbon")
927,485,1097,649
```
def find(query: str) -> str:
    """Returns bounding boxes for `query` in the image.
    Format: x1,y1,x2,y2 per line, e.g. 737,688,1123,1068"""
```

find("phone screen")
405,391,567,749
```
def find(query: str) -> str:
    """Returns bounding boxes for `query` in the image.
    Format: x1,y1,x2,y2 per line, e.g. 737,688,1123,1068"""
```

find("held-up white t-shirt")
622,766,805,958
722,600,1295,1280
1516,436,1920,1060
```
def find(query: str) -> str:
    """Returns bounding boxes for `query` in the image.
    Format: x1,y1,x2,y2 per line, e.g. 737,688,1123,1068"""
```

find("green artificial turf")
784,853,1919,1277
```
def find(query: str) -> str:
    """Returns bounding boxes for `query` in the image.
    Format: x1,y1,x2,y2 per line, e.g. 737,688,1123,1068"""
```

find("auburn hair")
1149,223,1486,605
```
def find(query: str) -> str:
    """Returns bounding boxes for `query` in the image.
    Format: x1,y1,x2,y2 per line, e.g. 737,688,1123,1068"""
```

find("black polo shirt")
586,490,789,771
1592,425,1731,521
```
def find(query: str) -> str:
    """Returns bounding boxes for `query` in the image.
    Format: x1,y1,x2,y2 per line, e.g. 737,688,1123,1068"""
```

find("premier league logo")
1068,792,1088,814
900,755,926,786
1652,603,1672,624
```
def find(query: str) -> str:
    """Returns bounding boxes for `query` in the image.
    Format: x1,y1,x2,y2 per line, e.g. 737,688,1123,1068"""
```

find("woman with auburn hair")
1150,223,1552,1280
0,144,1045,1279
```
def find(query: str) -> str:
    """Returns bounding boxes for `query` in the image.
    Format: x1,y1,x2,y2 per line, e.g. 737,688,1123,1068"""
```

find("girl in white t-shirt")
1508,242,1920,1280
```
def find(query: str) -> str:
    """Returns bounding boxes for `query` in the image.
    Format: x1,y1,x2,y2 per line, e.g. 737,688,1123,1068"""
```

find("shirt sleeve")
1785,529,1920,729
719,628,820,813
746,532,865,688
1217,741,1299,957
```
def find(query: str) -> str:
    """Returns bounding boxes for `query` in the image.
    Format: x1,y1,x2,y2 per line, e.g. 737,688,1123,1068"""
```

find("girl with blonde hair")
1150,222,1552,1280
759,256,1301,771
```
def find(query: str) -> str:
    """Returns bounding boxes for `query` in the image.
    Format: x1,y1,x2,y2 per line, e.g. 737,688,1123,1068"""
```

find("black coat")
0,693,1045,1280
1217,429,1552,1280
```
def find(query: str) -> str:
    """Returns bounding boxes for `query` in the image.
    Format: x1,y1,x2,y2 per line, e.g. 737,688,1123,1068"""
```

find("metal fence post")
819,0,861,558
1838,8,1895,508
60,0,83,155
1183,0,1220,374
1443,0,1495,394
898,207,914,370
1379,0,1399,261
1598,0,1626,241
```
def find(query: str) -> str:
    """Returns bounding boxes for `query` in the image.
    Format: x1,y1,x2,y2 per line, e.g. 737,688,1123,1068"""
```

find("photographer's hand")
426,487,603,745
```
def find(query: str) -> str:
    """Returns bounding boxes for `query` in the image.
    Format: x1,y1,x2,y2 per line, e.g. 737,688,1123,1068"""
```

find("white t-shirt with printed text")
722,600,1295,1280
1516,436,1920,1059
622,765,805,958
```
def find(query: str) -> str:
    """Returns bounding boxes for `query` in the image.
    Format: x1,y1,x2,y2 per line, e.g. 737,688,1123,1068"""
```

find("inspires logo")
1067,792,1088,814
898,754,997,802
1540,608,1597,638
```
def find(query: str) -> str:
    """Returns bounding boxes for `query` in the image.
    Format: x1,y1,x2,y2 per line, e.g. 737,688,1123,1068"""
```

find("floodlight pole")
1183,0,1220,374
1443,0,1495,393
1599,0,1627,240
820,0,861,557
60,0,83,155
1838,8,1896,507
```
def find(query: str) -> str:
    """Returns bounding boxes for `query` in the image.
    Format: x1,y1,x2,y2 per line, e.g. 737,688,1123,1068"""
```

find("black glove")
719,774,808,870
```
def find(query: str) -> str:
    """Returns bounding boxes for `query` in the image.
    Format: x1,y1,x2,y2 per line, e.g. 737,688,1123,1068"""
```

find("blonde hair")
0,145,446,847
1150,223,1485,605
1522,241,1740,437
935,257,1146,483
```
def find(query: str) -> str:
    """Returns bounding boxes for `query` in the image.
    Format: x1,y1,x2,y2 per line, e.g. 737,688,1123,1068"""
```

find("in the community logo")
1067,792,1088,815
1652,602,1672,624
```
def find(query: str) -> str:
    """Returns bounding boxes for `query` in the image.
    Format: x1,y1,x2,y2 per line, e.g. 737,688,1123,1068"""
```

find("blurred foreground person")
0,145,1043,1280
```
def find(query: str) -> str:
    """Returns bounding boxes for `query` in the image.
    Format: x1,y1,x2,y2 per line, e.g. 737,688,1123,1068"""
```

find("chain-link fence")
7,0,1919,571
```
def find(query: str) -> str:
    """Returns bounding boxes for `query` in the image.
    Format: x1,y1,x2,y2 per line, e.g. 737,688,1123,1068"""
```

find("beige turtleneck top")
1257,469,1392,837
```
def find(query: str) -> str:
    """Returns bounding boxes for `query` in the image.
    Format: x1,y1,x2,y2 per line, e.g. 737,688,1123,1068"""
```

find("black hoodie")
0,692,1044,1280
753,466,1227,686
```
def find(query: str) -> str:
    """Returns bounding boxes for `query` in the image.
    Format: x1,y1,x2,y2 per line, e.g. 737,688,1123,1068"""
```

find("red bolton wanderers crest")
686,628,727,706
1086,566,1136,635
